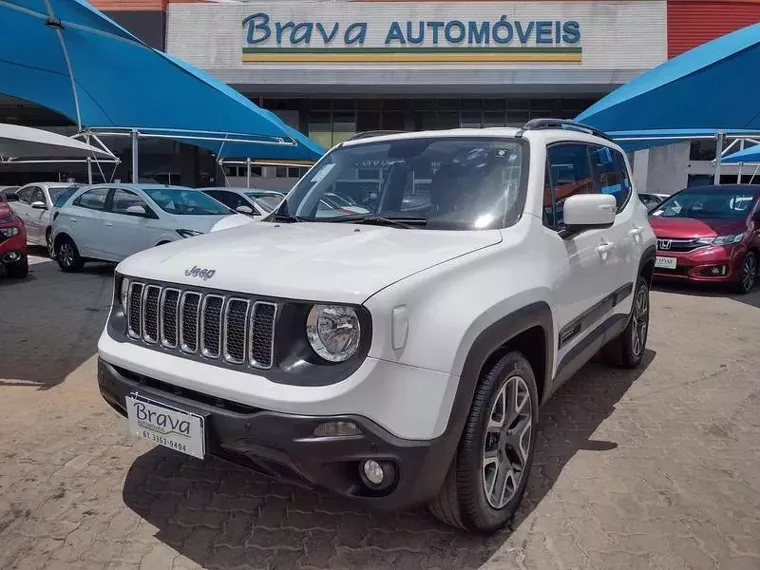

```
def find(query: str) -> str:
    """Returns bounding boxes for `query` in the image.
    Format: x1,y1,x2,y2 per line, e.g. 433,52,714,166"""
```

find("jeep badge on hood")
185,266,216,281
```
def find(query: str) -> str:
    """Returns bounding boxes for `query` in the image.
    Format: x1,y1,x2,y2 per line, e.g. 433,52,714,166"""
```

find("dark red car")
649,184,760,293
0,191,28,278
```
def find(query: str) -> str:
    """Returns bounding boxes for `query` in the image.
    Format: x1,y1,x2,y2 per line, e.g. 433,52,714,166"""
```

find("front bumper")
98,359,457,510
653,244,744,283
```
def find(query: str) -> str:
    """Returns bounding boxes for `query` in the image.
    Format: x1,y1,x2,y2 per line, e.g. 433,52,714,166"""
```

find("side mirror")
31,200,47,210
563,194,616,233
126,205,147,216
236,205,254,215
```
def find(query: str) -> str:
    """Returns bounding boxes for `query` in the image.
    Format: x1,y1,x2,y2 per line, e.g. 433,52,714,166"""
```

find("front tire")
6,257,28,279
56,237,84,273
602,276,649,368
734,251,757,294
46,229,54,259
429,352,539,533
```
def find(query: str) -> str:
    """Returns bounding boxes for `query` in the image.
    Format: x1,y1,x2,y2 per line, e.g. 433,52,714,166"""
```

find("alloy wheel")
47,234,54,259
482,375,532,509
630,285,649,357
60,242,74,268
741,255,757,292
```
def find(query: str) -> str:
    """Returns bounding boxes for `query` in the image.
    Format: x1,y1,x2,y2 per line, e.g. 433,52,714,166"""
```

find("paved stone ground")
1,252,759,569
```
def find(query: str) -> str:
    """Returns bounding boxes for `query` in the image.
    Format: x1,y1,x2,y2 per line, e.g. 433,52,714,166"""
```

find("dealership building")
2,0,760,190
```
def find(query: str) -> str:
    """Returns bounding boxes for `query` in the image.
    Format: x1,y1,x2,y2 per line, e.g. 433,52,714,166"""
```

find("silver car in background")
6,182,79,255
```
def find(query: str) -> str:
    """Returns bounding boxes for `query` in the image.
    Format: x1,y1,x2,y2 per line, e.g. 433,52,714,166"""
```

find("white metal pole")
714,131,725,185
86,156,93,184
131,129,139,183
246,157,251,189
738,139,744,183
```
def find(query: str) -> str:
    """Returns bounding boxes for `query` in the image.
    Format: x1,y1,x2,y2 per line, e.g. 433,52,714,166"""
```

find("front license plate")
655,256,677,269
126,396,205,459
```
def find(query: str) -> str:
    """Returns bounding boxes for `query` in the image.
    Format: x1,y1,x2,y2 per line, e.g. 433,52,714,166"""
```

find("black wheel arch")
428,302,553,490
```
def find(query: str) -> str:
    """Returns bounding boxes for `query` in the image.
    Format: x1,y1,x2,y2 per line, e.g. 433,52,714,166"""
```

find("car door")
26,186,48,245
67,187,112,258
542,143,625,386
591,144,641,316
11,186,33,242
106,188,157,259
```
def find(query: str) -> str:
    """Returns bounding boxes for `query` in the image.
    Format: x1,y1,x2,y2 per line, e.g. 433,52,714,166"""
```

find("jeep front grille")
126,281,276,370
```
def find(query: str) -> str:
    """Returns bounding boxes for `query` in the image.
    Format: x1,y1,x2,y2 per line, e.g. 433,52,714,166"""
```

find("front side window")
17,187,34,204
593,145,632,212
142,188,232,216
74,188,109,211
545,143,595,229
277,137,527,230
652,188,759,220
111,189,150,216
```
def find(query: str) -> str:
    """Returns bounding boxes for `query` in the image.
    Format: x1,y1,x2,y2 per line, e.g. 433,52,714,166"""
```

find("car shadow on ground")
652,280,760,310
122,350,655,569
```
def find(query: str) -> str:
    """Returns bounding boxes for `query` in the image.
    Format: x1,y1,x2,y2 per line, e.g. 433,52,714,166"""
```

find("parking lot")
1,252,759,570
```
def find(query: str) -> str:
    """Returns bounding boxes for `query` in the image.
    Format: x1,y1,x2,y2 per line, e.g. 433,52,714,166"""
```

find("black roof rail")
517,118,612,141
347,130,408,142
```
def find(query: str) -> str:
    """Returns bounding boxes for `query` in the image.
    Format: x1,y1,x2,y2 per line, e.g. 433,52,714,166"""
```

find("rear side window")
545,143,595,229
593,145,632,212
74,188,109,211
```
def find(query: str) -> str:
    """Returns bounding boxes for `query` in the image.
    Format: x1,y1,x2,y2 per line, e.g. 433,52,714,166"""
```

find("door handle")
105,222,114,228
597,241,615,255
629,226,644,237
70,218,77,224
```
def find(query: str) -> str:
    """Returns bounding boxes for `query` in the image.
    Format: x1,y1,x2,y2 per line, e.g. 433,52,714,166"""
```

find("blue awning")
576,22,760,132
608,129,760,152
0,0,324,162
722,145,760,164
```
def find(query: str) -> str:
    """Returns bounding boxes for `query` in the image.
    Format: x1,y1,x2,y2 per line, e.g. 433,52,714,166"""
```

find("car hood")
117,221,501,304
649,216,747,239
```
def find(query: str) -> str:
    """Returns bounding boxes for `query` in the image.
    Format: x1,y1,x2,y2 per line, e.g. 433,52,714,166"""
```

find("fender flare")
433,301,554,474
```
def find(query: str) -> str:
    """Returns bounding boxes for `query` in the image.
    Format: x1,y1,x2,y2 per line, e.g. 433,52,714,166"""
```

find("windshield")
652,187,758,220
51,186,78,207
276,137,526,230
143,188,232,216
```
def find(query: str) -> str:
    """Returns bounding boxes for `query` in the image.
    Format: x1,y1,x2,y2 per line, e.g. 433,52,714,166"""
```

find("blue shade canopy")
0,0,324,161
576,23,760,131
609,129,760,152
722,145,760,164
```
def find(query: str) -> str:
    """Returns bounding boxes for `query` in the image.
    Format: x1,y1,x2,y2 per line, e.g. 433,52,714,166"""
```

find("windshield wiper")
351,216,428,229
270,212,304,223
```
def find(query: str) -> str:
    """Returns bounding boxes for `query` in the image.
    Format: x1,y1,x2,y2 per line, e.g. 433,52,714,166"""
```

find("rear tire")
733,251,757,294
6,257,28,279
56,237,84,273
429,352,539,533
602,277,649,368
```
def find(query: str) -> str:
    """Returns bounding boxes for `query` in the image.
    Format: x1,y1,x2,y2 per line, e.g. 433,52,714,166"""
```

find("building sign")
241,13,582,64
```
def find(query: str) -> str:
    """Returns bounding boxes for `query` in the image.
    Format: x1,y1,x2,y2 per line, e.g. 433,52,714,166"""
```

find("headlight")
712,234,745,246
120,277,130,308
306,305,361,362
696,234,745,246
176,229,203,238
0,227,19,237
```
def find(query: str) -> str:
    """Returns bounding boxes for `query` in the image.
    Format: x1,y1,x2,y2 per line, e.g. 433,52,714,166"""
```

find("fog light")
5,252,20,262
313,421,361,438
362,460,385,486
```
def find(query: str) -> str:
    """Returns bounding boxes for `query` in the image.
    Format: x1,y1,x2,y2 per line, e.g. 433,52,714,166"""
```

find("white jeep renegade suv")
98,120,656,533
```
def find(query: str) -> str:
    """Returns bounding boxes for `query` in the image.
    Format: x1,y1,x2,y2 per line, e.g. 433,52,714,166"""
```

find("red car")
649,184,760,294
0,192,28,278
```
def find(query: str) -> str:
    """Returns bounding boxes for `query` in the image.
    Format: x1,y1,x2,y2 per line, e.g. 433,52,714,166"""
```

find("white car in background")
6,182,80,254
52,184,243,272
